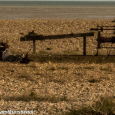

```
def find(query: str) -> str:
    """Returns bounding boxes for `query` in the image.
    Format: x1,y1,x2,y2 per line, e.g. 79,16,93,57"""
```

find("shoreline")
0,6,115,19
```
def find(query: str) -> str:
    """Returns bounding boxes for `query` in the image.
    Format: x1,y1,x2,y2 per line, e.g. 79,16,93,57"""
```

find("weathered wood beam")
20,32,94,41
90,28,115,32
97,25,115,27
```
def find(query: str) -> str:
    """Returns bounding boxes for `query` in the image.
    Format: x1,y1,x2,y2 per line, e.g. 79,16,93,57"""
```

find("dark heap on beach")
0,41,31,64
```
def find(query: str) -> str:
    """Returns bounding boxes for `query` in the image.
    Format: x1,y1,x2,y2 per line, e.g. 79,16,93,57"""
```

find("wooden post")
83,36,86,56
96,31,101,56
33,40,36,54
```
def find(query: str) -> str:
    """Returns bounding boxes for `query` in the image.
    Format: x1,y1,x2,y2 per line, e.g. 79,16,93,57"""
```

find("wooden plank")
97,26,115,27
20,32,94,41
99,29,115,30
91,28,115,31
98,47,115,48
98,31,101,48
44,32,94,40
20,35,43,41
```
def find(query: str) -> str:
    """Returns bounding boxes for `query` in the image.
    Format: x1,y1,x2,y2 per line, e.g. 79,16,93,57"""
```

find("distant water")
0,1,115,19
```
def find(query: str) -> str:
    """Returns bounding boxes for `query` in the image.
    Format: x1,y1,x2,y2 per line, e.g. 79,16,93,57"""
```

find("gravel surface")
0,19,115,115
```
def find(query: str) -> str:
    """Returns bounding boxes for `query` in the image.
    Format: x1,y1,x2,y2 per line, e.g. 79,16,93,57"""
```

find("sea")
0,1,115,19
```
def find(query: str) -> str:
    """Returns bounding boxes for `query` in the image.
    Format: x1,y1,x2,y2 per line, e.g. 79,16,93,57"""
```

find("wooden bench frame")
20,31,94,55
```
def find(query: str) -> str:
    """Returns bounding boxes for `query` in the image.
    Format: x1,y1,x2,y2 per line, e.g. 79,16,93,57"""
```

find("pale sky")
0,0,115,1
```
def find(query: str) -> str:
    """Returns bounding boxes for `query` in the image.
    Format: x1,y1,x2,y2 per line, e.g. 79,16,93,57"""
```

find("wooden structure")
91,26,115,55
20,31,94,55
91,25,115,33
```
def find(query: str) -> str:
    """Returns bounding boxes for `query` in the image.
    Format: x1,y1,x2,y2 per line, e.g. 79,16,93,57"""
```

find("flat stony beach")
0,19,115,115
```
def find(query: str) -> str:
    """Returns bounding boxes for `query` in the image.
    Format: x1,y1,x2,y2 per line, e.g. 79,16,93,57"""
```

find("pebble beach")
0,19,115,115
0,19,115,55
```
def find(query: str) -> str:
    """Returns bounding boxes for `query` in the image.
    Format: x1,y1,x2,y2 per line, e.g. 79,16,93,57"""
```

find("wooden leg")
83,37,86,56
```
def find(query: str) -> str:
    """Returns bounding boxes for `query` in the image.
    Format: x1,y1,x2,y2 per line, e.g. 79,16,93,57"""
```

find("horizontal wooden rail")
20,32,94,41
90,28,115,31
97,26,115,27
97,47,115,48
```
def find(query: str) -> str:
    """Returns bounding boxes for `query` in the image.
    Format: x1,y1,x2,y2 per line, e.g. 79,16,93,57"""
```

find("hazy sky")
0,0,115,1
